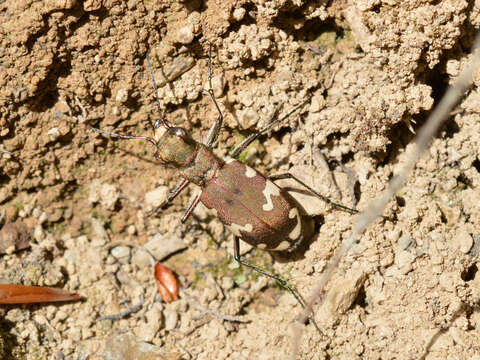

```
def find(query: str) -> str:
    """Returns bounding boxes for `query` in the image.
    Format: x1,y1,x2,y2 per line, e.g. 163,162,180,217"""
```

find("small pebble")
143,233,187,261
456,230,473,254
115,88,129,103
131,249,153,268
397,235,413,251
395,250,415,274
33,225,45,242
145,186,169,208
100,183,119,210
38,211,48,225
48,127,61,142
32,208,42,220
127,225,136,235
316,268,366,325
309,93,325,113
111,246,131,260
163,309,178,330
232,7,246,21
177,24,194,44
239,108,259,129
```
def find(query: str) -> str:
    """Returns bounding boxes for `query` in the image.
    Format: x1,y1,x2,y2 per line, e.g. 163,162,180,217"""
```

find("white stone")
115,88,129,103
145,186,169,208
177,24,194,44
110,246,131,260
48,127,61,142
232,7,246,21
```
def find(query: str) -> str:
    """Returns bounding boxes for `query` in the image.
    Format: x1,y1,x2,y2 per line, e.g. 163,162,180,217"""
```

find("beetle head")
155,126,197,167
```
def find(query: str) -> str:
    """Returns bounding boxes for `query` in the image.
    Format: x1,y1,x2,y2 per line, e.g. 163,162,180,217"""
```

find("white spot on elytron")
257,243,267,249
245,166,256,178
262,181,281,211
273,240,290,251
288,208,302,240
225,157,235,164
229,223,253,237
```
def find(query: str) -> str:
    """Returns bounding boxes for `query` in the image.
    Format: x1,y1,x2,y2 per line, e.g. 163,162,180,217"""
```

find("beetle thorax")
179,144,223,186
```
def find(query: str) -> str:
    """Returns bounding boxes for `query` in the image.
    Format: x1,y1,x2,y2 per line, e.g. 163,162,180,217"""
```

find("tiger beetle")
90,49,358,330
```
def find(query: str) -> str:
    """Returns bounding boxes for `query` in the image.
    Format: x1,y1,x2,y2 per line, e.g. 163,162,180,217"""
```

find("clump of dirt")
1,0,479,359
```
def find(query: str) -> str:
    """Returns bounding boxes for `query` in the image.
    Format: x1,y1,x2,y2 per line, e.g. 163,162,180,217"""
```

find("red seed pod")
154,263,179,303
0,284,81,304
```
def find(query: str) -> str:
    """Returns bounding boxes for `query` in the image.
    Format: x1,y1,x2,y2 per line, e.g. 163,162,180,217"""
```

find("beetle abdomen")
200,159,309,252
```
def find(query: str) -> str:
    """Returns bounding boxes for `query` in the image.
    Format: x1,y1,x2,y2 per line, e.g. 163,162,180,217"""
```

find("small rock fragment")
127,225,136,235
239,108,259,129
317,268,366,325
92,334,165,359
395,249,416,274
33,225,45,242
176,24,195,44
454,229,473,254
397,235,413,251
143,234,187,261
83,0,101,11
90,217,109,246
0,221,31,254
100,183,119,210
89,181,119,211
232,7,246,21
131,249,154,268
115,88,129,103
164,308,178,330
145,186,169,209
110,246,131,261
309,93,325,113
48,127,61,142
134,305,163,342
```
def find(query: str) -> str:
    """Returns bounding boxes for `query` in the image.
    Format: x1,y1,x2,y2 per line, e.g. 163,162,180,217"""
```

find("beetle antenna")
146,52,171,131
89,126,158,149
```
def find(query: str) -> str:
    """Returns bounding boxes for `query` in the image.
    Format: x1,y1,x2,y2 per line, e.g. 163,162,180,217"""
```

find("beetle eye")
172,127,188,139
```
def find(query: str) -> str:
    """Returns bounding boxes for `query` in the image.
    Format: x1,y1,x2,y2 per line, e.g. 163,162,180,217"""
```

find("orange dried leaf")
154,263,179,303
0,284,81,304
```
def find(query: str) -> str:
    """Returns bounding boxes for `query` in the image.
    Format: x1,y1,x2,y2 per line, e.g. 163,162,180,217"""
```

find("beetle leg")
233,237,322,332
148,179,190,216
204,45,224,148
230,99,310,159
180,192,202,223
233,237,306,306
269,173,358,214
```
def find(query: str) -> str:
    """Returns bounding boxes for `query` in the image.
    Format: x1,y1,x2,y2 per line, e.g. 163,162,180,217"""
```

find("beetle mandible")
90,50,357,311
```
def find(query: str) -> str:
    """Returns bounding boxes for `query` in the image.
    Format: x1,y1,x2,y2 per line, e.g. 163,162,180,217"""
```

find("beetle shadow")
270,190,320,264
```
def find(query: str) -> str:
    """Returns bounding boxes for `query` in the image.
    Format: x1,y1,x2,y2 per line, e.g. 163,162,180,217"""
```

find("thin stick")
97,299,145,322
289,33,480,358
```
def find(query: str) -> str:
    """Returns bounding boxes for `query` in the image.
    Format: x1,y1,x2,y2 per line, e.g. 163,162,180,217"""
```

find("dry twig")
289,33,480,358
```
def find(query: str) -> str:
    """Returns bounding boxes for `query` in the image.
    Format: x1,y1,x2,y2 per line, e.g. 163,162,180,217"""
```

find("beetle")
90,50,357,313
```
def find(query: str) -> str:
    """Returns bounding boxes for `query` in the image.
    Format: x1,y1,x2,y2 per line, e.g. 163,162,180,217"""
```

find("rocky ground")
1,0,480,359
